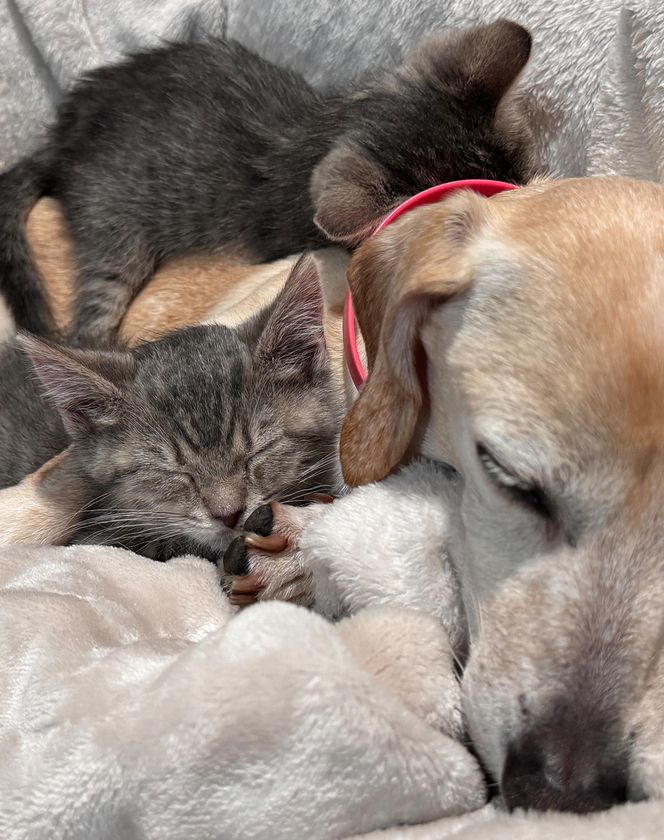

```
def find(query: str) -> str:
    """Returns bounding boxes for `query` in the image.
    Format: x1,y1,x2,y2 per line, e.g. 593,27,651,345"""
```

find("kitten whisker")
64,490,113,528
274,453,339,490
270,480,339,506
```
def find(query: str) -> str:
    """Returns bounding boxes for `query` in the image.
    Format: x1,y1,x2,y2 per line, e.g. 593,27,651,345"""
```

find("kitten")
0,256,342,562
0,20,535,340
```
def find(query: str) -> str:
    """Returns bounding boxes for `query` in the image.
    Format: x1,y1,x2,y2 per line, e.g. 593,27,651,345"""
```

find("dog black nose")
501,737,628,814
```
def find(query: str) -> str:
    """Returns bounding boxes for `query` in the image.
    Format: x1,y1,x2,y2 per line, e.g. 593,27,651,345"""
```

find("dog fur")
217,174,664,812
336,176,664,812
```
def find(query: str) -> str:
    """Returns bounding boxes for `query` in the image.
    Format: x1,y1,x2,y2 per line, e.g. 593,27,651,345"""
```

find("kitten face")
78,332,339,558
20,255,341,561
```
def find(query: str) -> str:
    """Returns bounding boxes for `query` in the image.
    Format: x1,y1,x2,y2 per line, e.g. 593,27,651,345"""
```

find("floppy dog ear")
310,141,391,246
340,192,487,486
411,19,532,106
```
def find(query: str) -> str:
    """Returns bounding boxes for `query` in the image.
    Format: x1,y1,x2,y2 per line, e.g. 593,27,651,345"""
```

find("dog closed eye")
476,442,555,521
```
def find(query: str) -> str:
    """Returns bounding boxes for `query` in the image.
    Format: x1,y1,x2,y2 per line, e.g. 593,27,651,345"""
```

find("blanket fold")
0,541,484,840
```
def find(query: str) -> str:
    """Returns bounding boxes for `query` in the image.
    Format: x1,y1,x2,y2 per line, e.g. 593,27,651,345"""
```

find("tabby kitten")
0,256,342,562
0,20,535,340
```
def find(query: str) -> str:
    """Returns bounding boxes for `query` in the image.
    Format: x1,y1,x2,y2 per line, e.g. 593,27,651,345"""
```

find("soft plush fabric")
228,0,664,182
354,798,664,839
1,459,663,838
0,535,484,839
0,0,227,168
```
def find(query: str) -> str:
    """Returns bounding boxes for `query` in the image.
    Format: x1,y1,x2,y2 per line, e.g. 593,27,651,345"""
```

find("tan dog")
0,199,359,560
8,180,664,815
337,176,664,813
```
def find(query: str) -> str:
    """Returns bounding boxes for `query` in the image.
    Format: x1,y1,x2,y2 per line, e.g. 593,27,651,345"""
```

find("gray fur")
1,256,342,563
0,342,68,484
0,21,536,339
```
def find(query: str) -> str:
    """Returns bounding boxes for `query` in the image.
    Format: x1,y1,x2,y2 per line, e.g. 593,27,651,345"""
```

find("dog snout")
501,728,629,814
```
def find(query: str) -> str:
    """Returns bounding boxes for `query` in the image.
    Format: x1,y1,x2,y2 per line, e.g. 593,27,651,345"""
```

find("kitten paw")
222,499,331,608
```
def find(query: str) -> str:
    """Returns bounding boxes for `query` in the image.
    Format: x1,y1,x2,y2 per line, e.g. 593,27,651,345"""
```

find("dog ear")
311,141,391,246
411,19,532,106
16,333,134,437
340,191,487,486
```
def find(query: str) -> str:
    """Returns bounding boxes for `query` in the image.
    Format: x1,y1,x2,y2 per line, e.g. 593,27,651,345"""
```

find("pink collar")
343,179,518,390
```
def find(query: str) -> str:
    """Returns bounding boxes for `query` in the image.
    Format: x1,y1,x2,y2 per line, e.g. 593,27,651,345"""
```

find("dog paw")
222,498,332,608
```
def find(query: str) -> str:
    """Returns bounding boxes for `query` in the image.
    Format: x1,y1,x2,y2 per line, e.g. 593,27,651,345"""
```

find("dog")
221,176,664,814
9,177,664,815
333,175,664,813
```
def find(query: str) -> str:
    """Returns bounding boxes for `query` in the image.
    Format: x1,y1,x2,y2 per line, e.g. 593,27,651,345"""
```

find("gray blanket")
0,0,227,169
3,0,664,182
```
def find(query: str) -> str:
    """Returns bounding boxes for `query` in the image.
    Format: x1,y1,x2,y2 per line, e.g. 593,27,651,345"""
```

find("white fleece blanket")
0,545,482,838
1,460,663,839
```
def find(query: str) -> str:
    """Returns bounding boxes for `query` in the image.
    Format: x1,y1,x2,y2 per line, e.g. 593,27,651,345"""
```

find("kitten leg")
71,231,155,344
222,501,328,607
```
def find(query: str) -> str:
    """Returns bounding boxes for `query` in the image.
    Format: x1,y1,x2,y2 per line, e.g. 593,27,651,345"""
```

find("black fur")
0,20,535,341
243,503,274,537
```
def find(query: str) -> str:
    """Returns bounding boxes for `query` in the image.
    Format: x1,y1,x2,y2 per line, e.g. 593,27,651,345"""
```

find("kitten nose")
501,734,629,814
202,488,245,530
218,509,242,529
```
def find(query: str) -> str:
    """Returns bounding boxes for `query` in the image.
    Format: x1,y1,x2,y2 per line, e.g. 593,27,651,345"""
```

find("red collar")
343,179,518,390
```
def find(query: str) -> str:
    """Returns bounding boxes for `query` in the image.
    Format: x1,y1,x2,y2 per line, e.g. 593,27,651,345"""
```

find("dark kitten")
1,256,342,562
0,20,535,339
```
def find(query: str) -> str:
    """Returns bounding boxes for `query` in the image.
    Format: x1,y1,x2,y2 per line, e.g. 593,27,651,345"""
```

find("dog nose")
501,737,628,814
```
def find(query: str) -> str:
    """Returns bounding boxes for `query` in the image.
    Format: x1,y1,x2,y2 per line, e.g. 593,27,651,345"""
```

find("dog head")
311,19,536,245
340,177,664,811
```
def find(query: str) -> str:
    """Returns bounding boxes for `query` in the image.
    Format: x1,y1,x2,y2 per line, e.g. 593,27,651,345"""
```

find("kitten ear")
311,141,391,246
410,19,532,106
16,333,134,437
311,21,532,246
256,253,326,375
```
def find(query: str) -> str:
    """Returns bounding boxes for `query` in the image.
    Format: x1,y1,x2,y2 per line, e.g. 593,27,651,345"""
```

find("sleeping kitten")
0,256,342,562
0,19,535,339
